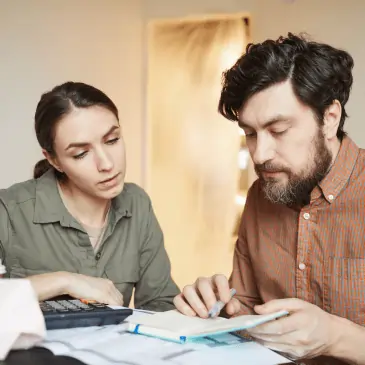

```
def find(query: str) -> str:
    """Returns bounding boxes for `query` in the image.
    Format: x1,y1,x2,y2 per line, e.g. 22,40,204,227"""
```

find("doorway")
146,14,253,288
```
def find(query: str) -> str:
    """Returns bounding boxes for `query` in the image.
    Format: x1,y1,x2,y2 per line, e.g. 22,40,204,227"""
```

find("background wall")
144,0,365,148
147,19,247,287
2,0,364,188
0,0,144,187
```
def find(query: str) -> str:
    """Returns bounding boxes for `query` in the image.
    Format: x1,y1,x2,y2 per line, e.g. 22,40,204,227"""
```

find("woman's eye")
73,151,87,159
106,137,119,145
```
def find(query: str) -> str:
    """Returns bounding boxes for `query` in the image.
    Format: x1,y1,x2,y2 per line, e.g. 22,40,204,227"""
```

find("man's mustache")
254,163,291,174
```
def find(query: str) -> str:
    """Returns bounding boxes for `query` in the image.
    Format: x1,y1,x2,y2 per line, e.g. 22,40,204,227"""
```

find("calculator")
39,296,133,330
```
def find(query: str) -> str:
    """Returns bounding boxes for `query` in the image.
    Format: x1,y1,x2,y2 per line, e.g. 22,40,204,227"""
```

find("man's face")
239,80,332,205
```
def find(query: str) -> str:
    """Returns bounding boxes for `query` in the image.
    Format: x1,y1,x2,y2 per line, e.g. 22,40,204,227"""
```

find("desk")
2,348,293,365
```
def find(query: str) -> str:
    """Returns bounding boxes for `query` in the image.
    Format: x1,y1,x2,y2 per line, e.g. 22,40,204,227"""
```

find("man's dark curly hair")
218,32,354,139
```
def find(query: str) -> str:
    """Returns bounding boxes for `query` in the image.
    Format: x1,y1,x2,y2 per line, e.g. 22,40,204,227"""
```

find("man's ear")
323,100,341,140
42,150,63,173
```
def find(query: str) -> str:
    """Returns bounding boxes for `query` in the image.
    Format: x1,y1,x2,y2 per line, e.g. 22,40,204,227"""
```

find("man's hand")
66,273,124,306
247,298,341,359
173,274,242,318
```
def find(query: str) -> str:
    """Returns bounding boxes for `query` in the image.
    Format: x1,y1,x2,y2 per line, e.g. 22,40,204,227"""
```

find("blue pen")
208,288,237,318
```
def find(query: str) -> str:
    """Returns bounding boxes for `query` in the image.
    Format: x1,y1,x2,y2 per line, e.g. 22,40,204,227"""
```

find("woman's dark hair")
34,81,119,179
218,32,354,139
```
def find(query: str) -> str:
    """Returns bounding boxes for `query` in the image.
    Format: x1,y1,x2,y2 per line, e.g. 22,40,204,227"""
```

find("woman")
0,81,180,311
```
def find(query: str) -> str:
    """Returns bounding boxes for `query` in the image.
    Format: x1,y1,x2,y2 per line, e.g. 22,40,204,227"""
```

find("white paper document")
39,310,292,365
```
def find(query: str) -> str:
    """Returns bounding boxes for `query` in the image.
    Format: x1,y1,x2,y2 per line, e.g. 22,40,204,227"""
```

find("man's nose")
252,134,275,165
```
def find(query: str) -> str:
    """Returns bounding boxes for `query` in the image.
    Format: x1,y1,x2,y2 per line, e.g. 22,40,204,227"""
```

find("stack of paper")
39,308,292,365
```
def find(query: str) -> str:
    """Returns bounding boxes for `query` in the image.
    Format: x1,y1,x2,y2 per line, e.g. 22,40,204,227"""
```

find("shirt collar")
33,169,66,224
311,136,360,203
33,169,132,225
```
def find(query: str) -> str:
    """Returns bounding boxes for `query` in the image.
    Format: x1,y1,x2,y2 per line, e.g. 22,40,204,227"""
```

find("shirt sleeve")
133,198,180,311
229,183,263,315
0,191,11,275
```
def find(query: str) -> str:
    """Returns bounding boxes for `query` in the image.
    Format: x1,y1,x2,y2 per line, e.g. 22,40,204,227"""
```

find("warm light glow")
235,195,246,206
220,42,243,71
238,148,249,169
149,18,247,288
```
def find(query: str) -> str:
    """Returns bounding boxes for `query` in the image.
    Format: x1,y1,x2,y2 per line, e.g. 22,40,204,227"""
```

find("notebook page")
126,309,288,336
191,310,289,336
126,309,227,335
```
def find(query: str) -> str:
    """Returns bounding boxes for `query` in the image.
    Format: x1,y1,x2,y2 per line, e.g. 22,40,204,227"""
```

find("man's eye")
271,130,287,136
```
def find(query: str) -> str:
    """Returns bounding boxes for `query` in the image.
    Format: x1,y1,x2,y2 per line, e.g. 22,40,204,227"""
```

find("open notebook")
126,309,288,343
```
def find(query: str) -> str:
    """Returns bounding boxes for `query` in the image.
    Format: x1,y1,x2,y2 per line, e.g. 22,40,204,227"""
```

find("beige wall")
144,0,365,148
0,0,144,188
147,19,247,287
2,0,363,185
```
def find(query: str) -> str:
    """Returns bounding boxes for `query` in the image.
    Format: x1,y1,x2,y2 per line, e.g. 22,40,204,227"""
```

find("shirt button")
299,263,306,270
303,212,310,220
328,194,334,200
95,252,101,260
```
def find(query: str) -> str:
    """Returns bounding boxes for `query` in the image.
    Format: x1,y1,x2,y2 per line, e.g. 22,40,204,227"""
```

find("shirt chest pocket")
9,241,77,277
324,257,365,325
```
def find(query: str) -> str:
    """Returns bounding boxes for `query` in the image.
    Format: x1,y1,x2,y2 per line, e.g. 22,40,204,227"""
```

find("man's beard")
255,130,333,206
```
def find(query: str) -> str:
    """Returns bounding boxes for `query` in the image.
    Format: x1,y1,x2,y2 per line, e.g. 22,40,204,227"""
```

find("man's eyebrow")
65,125,120,151
239,115,290,129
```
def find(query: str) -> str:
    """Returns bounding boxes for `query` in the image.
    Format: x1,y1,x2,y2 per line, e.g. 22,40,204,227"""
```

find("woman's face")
48,106,126,200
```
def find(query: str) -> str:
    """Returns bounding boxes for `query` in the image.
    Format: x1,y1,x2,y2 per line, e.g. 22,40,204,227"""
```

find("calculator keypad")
57,300,81,311
69,299,95,311
43,301,69,312
40,299,108,313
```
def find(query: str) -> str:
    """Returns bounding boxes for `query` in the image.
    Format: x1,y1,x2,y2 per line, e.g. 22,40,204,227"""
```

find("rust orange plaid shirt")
230,136,365,365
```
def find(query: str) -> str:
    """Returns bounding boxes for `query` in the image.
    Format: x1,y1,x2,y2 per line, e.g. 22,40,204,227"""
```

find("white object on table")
0,279,46,360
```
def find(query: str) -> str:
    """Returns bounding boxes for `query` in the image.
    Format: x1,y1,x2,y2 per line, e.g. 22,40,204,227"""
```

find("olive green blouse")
0,169,180,311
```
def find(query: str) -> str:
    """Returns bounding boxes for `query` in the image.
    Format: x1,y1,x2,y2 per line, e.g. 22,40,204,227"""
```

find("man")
174,33,365,364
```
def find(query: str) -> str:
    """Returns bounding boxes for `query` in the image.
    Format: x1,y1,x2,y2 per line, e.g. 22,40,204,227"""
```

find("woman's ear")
323,100,341,140
42,150,63,173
